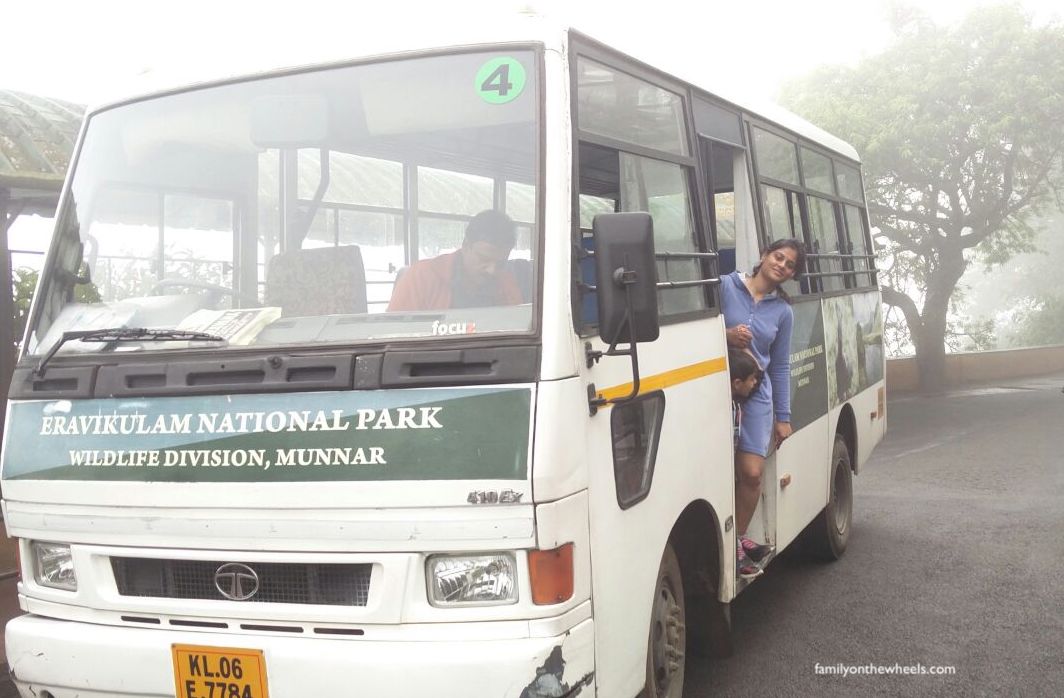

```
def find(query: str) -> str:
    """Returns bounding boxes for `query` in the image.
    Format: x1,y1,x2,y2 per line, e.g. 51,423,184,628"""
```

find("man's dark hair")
729,348,762,383
464,209,517,249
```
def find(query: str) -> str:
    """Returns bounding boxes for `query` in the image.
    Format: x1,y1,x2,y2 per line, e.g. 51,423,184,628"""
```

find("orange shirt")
387,251,523,311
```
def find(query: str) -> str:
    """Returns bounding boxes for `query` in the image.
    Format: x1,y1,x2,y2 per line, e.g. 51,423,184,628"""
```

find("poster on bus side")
788,299,828,431
824,291,885,409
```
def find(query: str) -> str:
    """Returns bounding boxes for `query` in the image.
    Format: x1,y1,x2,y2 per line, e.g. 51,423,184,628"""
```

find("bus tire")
644,543,686,698
804,434,853,560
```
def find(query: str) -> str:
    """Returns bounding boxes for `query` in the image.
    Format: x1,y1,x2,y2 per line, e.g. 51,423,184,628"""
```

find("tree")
11,267,100,350
780,5,1064,390
1008,294,1064,346
959,206,1064,348
12,267,40,347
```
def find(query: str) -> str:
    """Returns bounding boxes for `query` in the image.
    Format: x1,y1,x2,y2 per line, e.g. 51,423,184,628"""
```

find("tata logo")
214,563,260,601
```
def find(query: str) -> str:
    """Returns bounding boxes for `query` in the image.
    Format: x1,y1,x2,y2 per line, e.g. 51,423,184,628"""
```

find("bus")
1,19,886,698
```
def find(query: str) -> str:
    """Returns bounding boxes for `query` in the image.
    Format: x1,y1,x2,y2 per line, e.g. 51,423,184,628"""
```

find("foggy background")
2,0,1062,359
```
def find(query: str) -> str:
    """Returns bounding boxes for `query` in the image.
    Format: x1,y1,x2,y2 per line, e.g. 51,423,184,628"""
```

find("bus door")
574,93,732,695
699,134,779,559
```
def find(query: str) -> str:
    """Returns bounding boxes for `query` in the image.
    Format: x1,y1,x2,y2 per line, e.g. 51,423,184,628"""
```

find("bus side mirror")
593,212,659,344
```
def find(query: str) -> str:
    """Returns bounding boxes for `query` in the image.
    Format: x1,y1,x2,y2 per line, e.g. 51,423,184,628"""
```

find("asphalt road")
685,374,1064,698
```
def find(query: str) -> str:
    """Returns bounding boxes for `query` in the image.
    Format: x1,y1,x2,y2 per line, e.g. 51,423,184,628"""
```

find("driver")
387,210,523,311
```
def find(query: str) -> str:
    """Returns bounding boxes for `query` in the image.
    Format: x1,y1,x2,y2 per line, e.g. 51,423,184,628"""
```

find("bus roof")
91,15,859,162
566,29,861,162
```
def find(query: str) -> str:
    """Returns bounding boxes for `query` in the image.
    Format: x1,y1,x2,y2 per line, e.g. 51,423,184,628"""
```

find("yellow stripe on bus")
597,357,728,403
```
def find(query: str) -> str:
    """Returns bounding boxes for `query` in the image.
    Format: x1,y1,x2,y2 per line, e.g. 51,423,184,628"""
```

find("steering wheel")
149,279,261,307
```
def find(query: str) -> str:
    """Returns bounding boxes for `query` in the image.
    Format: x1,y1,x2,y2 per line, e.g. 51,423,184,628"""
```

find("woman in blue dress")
721,238,806,577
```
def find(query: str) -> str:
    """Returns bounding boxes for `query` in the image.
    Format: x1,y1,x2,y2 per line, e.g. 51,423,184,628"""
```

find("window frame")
272,47,545,313
610,390,667,510
747,119,877,296
23,43,550,370
570,37,719,337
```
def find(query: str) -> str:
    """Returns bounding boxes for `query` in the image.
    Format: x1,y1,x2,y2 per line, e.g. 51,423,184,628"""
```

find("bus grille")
111,558,372,606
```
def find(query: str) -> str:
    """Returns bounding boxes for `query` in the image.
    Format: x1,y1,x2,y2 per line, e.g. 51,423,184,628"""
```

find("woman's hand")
726,324,752,349
774,421,793,448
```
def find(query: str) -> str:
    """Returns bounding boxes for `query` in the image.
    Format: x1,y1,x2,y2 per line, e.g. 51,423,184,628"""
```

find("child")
729,348,762,449
729,348,770,578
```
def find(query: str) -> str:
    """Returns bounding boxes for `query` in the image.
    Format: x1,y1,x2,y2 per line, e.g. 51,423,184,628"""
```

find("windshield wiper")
35,327,227,377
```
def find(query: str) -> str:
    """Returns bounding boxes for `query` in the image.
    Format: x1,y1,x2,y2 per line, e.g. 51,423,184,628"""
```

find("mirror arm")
588,264,644,413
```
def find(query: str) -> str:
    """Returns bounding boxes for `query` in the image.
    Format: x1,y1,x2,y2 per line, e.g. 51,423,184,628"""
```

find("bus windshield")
26,49,539,358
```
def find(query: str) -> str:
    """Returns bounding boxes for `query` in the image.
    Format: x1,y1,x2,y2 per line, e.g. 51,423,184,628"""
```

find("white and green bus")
1,20,885,698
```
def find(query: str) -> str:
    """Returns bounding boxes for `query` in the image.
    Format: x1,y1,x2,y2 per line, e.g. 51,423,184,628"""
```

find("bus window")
704,139,745,276
576,58,689,157
626,155,705,317
337,209,405,310
418,167,494,217
844,204,875,287
162,195,236,297
759,185,806,297
808,196,845,293
611,392,666,509
752,128,799,186
760,185,802,242
835,162,865,203
84,187,238,306
27,49,539,357
800,147,835,196
576,142,707,327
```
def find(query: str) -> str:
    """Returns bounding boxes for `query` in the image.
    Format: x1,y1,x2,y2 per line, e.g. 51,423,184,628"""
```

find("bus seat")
265,245,368,317
718,247,737,276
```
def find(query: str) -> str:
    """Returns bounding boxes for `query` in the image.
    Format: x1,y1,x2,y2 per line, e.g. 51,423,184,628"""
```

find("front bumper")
7,612,595,698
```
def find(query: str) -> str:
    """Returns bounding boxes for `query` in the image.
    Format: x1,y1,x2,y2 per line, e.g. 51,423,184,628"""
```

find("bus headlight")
32,542,77,591
426,553,517,606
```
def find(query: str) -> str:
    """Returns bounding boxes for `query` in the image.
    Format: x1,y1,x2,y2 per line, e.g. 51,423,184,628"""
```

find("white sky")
4,0,1060,340
1,0,1060,106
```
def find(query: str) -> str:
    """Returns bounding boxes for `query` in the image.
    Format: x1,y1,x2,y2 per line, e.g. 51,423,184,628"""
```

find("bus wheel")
804,434,853,560
645,543,686,698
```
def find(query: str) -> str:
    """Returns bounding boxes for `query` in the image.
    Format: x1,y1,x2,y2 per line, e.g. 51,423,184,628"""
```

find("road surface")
685,374,1064,697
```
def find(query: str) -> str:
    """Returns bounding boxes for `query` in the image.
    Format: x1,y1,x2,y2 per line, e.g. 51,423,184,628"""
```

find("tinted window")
693,99,743,146
801,147,834,196
835,162,864,202
760,185,805,297
808,196,844,292
30,50,540,358
753,128,799,185
761,185,800,241
577,58,689,156
611,392,665,509
576,143,709,330
621,154,706,316
844,204,875,287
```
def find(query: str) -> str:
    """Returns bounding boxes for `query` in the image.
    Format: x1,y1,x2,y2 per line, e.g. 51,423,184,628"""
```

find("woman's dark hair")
752,238,807,302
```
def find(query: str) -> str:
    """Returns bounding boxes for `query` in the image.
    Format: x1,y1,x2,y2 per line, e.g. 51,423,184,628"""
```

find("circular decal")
475,57,527,104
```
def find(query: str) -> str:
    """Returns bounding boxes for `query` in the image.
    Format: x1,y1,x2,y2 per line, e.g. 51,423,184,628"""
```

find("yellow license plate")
172,644,270,698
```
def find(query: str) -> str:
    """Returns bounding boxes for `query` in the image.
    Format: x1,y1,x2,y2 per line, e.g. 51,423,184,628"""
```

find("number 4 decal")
482,65,513,97
475,57,527,104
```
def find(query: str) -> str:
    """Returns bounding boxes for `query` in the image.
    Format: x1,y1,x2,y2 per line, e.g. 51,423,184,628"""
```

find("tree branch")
880,285,923,341
870,202,947,232
958,144,1063,248
872,225,926,254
